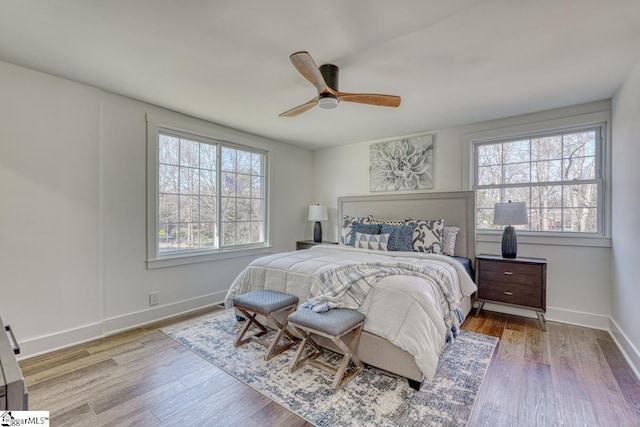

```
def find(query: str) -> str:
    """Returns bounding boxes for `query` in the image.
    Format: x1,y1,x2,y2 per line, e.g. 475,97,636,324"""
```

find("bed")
224,191,476,389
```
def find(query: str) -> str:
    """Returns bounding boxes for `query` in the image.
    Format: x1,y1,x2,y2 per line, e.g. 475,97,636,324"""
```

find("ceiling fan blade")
289,51,328,94
337,92,401,108
278,97,318,117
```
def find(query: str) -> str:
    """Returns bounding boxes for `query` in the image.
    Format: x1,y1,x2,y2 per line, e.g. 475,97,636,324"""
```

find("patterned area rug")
161,309,497,427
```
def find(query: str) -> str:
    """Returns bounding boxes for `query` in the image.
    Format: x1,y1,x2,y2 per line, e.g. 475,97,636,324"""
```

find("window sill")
477,231,611,248
147,245,274,269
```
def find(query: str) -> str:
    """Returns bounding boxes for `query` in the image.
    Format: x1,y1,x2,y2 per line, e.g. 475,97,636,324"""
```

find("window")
474,125,604,235
147,114,269,267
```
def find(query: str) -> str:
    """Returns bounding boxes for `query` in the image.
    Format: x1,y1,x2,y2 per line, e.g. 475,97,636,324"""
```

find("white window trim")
146,113,272,269
462,109,612,248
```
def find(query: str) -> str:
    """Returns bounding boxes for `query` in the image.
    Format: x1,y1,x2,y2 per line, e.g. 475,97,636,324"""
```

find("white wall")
0,60,313,357
0,62,102,345
313,101,613,329
611,60,640,374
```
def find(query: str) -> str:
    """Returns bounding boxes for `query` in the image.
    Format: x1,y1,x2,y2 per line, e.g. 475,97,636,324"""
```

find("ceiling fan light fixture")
318,94,339,109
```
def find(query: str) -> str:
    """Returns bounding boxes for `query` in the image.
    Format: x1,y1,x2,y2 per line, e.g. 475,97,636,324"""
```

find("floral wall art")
369,134,434,192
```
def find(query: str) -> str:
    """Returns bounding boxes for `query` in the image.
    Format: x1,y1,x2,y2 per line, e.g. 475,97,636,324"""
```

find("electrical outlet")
149,292,159,306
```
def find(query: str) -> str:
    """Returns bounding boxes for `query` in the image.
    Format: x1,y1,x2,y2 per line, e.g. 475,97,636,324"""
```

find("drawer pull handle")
503,271,514,275
503,291,514,296
5,324,20,355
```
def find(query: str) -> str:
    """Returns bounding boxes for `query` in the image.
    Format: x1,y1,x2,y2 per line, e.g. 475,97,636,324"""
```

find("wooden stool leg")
288,321,364,392
290,331,310,373
234,309,268,347
331,323,364,390
263,304,298,361
289,328,323,372
234,303,299,361
332,350,353,390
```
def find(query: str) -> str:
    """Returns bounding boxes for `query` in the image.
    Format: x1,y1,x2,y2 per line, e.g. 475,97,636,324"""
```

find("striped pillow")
443,226,460,256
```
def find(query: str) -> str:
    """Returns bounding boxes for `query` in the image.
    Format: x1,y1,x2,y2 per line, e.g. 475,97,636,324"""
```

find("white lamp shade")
308,205,328,221
494,201,528,225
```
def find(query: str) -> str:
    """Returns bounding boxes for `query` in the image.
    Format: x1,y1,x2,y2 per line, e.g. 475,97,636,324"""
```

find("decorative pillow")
354,232,390,251
379,224,414,252
340,215,374,245
404,218,445,254
371,217,405,226
349,222,381,246
442,226,460,256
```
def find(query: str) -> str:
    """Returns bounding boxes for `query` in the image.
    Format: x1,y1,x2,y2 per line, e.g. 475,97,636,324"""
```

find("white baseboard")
101,291,227,335
17,291,227,360
18,322,105,360
609,318,640,380
478,303,610,330
545,306,610,330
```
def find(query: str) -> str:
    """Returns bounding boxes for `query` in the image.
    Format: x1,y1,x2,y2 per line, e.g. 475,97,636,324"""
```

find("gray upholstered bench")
232,289,299,361
288,307,365,391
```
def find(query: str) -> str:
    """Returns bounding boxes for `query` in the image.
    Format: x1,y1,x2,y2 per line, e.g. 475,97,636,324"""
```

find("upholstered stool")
232,289,299,361
288,308,365,391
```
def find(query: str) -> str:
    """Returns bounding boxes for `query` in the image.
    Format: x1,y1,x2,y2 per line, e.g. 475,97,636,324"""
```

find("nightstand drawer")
478,260,542,278
478,268,542,286
477,280,543,308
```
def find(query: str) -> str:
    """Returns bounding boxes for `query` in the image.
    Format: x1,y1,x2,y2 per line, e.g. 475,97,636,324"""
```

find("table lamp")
308,205,328,243
493,201,528,258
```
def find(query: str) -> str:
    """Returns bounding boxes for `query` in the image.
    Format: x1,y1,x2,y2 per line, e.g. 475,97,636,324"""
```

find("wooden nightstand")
296,240,338,250
475,254,547,330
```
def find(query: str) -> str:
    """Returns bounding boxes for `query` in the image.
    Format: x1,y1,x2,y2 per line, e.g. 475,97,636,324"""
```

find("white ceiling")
1,0,640,150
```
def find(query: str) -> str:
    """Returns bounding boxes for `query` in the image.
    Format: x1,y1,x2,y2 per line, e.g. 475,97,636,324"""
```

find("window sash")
155,127,267,257
473,125,604,235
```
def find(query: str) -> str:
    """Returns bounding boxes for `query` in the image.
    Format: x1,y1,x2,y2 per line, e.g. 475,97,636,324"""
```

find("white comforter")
224,244,477,379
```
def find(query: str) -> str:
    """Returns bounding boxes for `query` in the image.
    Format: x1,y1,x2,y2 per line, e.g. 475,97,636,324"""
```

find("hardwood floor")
19,307,640,426
465,311,640,427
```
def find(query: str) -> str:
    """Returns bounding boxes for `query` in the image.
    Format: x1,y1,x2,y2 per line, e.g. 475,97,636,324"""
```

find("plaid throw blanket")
300,262,465,342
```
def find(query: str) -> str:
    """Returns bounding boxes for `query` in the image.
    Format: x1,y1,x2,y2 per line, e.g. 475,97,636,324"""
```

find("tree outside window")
157,131,266,253
475,126,603,234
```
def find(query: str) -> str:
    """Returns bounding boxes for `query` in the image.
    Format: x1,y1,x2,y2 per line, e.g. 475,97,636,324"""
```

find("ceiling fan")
279,51,401,117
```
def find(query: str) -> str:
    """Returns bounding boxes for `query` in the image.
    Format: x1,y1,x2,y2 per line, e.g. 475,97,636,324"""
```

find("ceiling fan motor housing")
319,64,339,90
318,64,340,109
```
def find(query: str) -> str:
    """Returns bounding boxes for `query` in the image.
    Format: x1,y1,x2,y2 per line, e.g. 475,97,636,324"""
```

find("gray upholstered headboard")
337,191,476,261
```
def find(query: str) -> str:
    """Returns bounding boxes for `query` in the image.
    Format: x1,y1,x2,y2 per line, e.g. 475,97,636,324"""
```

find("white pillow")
354,232,390,251
443,226,460,256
